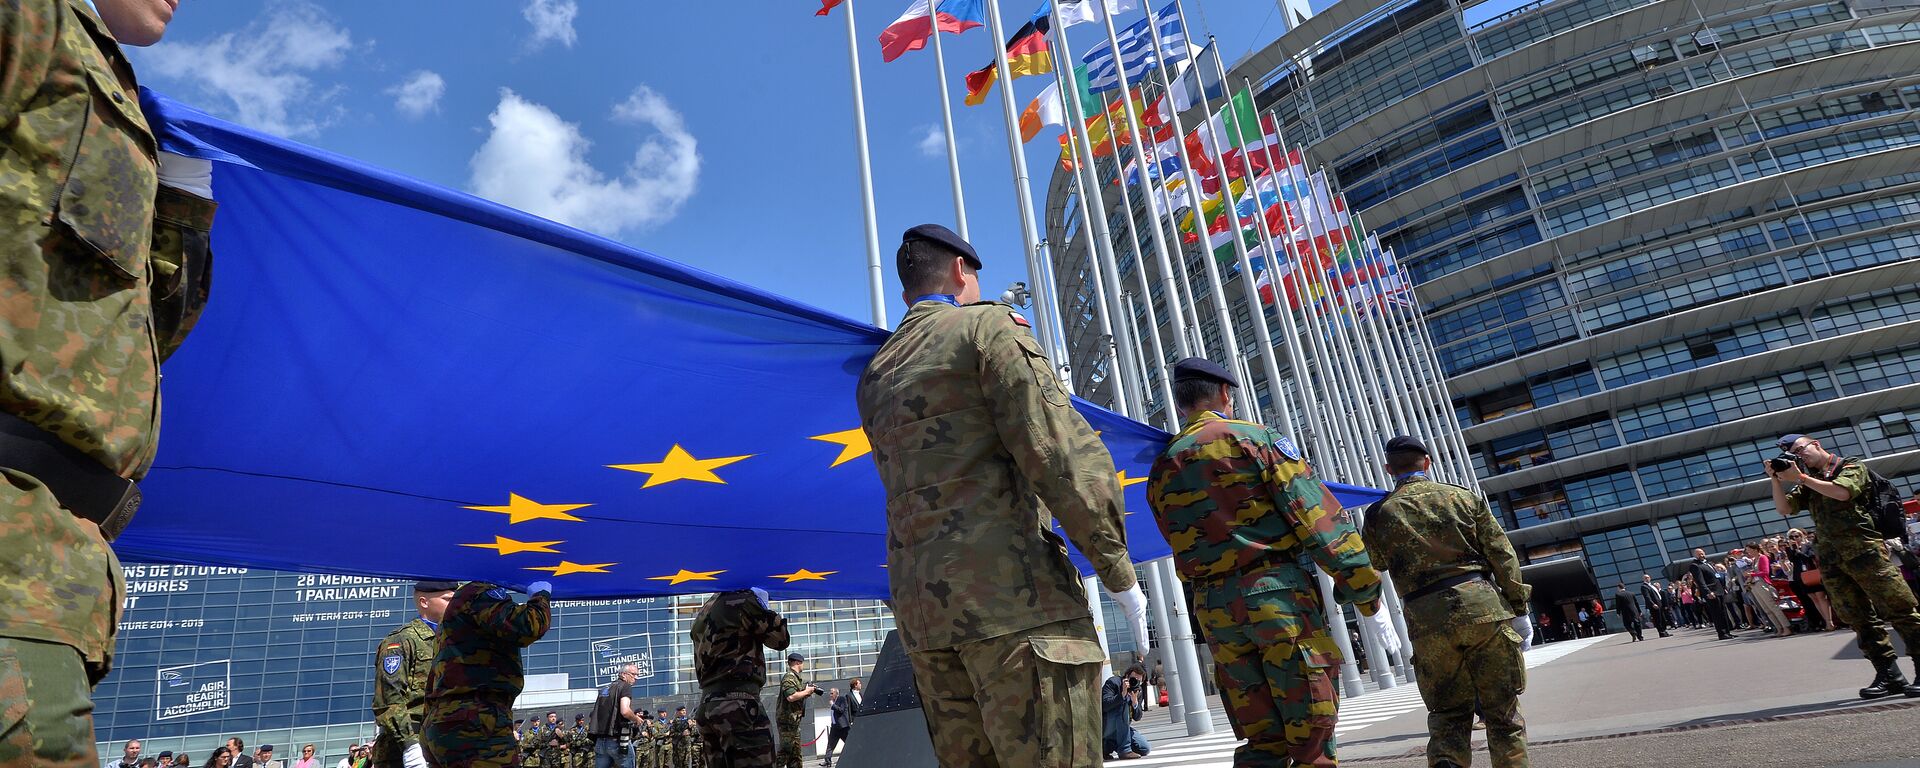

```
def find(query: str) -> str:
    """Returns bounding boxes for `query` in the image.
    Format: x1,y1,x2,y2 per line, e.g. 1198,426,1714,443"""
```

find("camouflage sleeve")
0,2,50,128
1258,440,1381,608
1472,495,1531,614
754,602,791,652
370,641,407,740
1833,461,1868,501
975,311,1136,593
149,186,217,361
475,592,551,647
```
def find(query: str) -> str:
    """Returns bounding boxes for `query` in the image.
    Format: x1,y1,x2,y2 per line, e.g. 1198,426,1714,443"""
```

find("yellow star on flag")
461,536,564,556
609,445,754,489
464,494,591,524
526,561,615,576
771,568,837,583
648,569,725,585
808,428,872,468
1115,471,1147,489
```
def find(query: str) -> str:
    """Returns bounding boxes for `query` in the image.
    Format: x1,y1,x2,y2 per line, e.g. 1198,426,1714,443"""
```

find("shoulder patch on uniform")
1273,434,1302,462
485,587,510,601
1008,311,1030,327
382,653,403,675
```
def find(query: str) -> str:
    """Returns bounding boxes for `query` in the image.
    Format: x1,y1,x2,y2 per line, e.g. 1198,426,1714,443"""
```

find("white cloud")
523,0,578,49
469,87,701,237
916,125,947,158
139,3,351,137
388,71,446,119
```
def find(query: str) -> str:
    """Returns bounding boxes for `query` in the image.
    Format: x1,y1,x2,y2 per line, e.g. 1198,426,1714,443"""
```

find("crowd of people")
102,738,331,768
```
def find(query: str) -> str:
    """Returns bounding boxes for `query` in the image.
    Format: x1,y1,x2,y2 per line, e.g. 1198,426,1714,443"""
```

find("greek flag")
1081,2,1187,93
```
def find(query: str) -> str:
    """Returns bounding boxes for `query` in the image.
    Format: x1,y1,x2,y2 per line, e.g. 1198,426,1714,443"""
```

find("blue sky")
133,1,1299,327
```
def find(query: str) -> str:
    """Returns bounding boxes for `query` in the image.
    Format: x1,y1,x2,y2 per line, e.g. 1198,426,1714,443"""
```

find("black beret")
1171,357,1237,387
787,652,807,662
1383,435,1430,456
902,223,982,269
415,580,459,592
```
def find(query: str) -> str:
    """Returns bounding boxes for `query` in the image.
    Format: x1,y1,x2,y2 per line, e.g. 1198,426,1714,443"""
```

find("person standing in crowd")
692,588,790,768
1687,551,1733,639
774,653,818,768
422,581,554,767
229,739,255,768
1613,585,1644,642
375,581,457,768
159,750,176,768
205,748,234,768
0,0,220,764
1746,541,1792,637
1361,436,1532,768
1782,529,1830,631
1639,575,1672,638
571,715,592,768
669,706,691,768
294,745,319,768
651,709,672,768
1770,433,1920,698
855,224,1147,767
1147,357,1386,767
255,746,283,768
589,664,643,768
109,741,145,768
822,678,860,767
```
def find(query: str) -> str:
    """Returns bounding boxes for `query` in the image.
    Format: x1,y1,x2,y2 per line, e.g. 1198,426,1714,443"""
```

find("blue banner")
119,89,1383,600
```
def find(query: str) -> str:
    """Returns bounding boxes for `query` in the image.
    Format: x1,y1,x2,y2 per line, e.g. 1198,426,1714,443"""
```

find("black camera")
1769,454,1798,472
810,682,827,697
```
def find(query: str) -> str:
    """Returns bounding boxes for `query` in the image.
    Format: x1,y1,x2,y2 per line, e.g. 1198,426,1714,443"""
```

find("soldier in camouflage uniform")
1146,358,1384,768
520,724,545,768
686,721,702,768
1770,433,1920,698
541,713,571,768
692,589,789,768
650,710,672,768
856,223,1146,767
773,655,814,768
572,714,593,768
1360,436,1532,768
0,1,217,765
421,581,553,768
373,581,457,768
670,707,692,768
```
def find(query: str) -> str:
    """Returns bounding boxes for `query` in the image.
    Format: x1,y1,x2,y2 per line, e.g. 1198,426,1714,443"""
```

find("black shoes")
1860,664,1912,699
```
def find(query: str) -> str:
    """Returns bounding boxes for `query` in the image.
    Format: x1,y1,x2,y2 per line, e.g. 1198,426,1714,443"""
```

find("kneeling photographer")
1766,433,1920,698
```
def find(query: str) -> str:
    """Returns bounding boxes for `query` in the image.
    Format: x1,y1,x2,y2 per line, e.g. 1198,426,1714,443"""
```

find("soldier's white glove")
1110,583,1150,649
750,587,771,610
526,581,554,597
157,151,214,199
1364,611,1398,656
1509,615,1533,651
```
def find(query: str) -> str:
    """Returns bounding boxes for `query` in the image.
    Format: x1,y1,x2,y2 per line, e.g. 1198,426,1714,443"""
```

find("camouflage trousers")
774,719,801,768
1410,620,1527,768
906,617,1105,768
696,693,775,768
0,637,97,768
671,739,689,768
1204,624,1342,767
423,696,518,768
1823,545,1920,668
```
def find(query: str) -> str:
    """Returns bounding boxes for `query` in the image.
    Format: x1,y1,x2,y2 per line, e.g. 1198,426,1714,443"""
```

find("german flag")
963,13,1052,106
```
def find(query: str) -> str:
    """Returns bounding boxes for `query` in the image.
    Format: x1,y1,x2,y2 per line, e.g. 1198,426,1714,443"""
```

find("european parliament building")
1047,0,1920,610
91,568,895,761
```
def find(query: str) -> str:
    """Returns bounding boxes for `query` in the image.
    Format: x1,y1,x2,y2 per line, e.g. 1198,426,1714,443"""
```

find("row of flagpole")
818,0,1492,730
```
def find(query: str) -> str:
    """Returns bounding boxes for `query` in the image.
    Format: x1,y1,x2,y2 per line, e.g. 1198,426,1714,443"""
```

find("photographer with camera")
775,652,821,768
1101,666,1151,759
588,664,642,768
1768,433,1920,698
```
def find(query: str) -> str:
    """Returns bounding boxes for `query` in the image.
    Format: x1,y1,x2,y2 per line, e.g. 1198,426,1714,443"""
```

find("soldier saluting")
1359,436,1533,768
856,224,1148,767
1145,357,1385,767
372,581,457,768
421,581,554,768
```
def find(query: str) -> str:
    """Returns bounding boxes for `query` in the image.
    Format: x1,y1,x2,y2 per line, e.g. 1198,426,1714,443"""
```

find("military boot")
1859,662,1909,699
1908,659,1920,698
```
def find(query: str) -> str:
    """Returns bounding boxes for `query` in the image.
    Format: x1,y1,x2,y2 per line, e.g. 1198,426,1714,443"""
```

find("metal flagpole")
842,0,889,329
928,12,971,240
1185,46,1297,446
1103,142,1178,423
981,0,1063,360
1124,289,1172,421
1049,26,1143,419
1065,162,1140,415
1153,169,1208,357
1146,559,1187,723
1298,170,1388,487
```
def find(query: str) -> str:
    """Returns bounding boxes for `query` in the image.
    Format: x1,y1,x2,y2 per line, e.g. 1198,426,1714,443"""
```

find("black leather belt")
1403,572,1487,603
0,410,140,540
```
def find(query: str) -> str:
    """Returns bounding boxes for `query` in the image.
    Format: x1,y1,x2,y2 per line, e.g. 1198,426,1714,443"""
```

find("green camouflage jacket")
1360,476,1530,630
1789,458,1881,561
424,583,550,703
1148,410,1381,636
775,669,805,727
0,0,216,678
372,618,437,743
691,589,790,696
518,727,544,768
857,300,1136,651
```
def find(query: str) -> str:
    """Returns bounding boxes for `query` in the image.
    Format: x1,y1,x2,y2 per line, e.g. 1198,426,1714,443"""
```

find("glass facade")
92,567,894,763
1045,0,1920,609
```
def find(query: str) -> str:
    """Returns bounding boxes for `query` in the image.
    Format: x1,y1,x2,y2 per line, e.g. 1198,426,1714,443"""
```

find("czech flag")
878,0,986,62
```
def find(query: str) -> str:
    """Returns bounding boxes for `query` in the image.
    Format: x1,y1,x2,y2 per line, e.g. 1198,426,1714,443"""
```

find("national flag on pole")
878,0,986,62
1170,41,1224,110
1081,2,1188,93
816,0,846,16
1053,0,1141,27
963,8,1053,105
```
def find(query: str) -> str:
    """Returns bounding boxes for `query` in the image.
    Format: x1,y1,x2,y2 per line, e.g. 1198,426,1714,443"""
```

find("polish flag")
878,0,986,62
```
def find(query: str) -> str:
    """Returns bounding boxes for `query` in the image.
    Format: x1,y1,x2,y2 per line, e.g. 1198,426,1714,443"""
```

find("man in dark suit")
821,678,860,767
1639,574,1673,638
1688,549,1734,639
1613,585,1645,641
